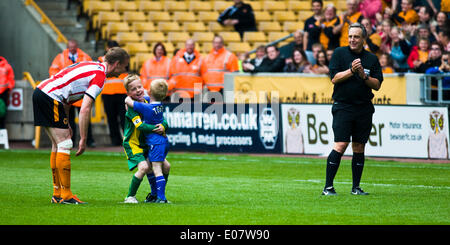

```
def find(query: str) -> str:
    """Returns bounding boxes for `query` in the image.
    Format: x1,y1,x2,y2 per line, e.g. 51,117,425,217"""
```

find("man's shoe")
51,196,62,203
124,196,139,203
322,186,337,196
154,198,171,204
351,187,369,195
144,193,157,203
60,195,88,204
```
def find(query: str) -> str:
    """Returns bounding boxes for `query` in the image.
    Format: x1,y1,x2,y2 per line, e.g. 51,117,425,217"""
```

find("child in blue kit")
125,78,170,203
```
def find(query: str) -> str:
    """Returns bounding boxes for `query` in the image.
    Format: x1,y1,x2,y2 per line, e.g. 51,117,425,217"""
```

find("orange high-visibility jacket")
168,49,203,99
140,56,171,90
98,56,127,95
201,47,239,92
0,56,14,94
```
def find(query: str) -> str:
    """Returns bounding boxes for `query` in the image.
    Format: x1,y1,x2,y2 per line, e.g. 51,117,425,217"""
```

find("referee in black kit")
322,23,383,196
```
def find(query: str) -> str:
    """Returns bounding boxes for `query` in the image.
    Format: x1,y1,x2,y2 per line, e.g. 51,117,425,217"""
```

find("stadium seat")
132,22,155,34
157,22,181,32
247,1,262,11
138,1,163,11
258,21,282,32
172,12,197,22
263,1,287,12
116,32,141,45
189,1,213,13
94,11,121,30
123,11,147,24
192,32,215,43
243,32,267,43
197,11,219,22
163,42,175,56
213,1,230,12
298,11,313,21
183,22,207,33
283,21,304,32
254,11,272,22
336,0,347,11
227,42,251,54
103,22,130,40
268,31,291,42
142,32,166,44
209,22,234,33
148,11,171,22
133,52,153,71
287,1,311,11
201,42,213,53
273,11,297,23
84,1,112,16
125,42,149,55
218,31,242,43
167,32,191,43
164,1,188,13
113,1,137,13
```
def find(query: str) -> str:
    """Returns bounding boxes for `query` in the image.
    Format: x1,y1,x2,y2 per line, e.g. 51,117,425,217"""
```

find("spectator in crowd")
362,18,382,56
311,50,330,74
98,40,127,146
389,0,419,26
442,0,450,15
48,39,95,147
408,37,430,70
242,45,285,72
0,56,14,129
309,42,325,65
379,53,395,73
201,35,239,97
388,26,412,72
317,4,341,52
304,0,324,63
283,48,311,73
244,45,266,71
438,29,450,51
168,39,203,101
217,0,257,39
359,0,382,25
410,24,436,46
279,30,304,59
417,5,434,26
140,42,171,91
326,48,335,61
336,0,364,47
378,19,393,53
425,51,450,99
431,11,448,40
237,52,249,72
416,42,443,73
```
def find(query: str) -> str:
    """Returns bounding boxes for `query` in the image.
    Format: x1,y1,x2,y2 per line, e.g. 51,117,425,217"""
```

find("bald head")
185,39,195,54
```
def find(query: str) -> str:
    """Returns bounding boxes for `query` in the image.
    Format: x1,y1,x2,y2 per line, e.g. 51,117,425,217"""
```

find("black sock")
325,150,343,188
352,152,365,189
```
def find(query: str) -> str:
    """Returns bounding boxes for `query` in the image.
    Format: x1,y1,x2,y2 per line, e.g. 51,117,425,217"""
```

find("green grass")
0,149,449,225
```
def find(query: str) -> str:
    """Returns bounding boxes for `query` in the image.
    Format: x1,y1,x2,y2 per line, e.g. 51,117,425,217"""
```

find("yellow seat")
113,1,137,13
263,1,287,12
132,22,155,34
116,32,141,45
247,1,262,11
164,1,187,13
84,1,112,16
138,1,163,12
94,11,121,30
167,32,191,43
148,11,171,22
125,42,150,55
273,11,297,22
142,32,166,44
202,42,213,53
183,22,207,33
297,11,313,21
283,21,304,32
336,0,347,11
163,42,175,56
258,21,282,32
123,11,147,24
243,32,267,43
287,1,311,11
268,31,291,42
198,11,219,22
157,22,181,32
213,1,230,12
192,32,215,43
103,22,130,40
172,12,197,22
218,31,242,43
209,22,234,33
189,1,212,13
254,11,272,22
227,42,251,54
133,52,153,72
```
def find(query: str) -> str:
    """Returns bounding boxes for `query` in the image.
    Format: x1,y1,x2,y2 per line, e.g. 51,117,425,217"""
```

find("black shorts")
332,102,374,143
33,88,69,128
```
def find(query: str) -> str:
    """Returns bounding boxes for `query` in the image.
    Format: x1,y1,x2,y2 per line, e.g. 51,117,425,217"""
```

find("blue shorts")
148,142,169,162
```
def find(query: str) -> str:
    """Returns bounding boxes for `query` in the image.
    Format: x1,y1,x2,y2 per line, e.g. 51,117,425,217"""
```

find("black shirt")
251,56,285,73
217,3,257,37
329,46,383,105
304,16,320,51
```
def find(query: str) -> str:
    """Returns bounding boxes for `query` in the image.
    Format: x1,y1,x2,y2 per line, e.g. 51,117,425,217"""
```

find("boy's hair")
150,79,168,101
123,74,141,92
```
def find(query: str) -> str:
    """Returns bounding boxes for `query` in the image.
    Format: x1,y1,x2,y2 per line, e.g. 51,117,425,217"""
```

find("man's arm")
76,95,94,156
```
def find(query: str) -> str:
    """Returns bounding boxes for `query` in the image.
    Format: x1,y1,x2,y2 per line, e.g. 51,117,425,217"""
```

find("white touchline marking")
293,179,450,190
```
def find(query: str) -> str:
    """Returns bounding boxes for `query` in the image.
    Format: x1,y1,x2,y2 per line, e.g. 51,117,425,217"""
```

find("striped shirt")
38,61,106,104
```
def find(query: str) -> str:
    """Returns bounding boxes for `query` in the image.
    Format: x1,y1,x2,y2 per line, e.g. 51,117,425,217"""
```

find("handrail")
24,0,68,44
22,71,41,149
22,72,37,89
246,33,294,55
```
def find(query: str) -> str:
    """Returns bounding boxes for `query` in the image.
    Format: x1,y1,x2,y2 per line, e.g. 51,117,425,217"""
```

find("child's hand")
153,124,166,135
124,96,134,108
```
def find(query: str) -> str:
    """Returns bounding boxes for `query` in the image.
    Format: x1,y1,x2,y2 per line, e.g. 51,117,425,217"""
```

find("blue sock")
146,173,157,196
155,175,167,200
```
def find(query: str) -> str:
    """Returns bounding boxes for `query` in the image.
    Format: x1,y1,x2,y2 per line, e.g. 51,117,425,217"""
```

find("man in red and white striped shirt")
33,47,129,204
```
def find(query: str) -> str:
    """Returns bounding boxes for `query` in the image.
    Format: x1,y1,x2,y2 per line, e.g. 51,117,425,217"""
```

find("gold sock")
56,152,73,200
50,152,61,197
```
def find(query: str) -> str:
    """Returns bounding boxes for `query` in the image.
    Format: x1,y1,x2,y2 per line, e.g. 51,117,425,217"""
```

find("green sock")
127,175,142,197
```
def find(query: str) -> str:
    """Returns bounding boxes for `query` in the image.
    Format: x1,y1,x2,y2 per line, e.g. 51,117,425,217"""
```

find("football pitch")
0,149,449,225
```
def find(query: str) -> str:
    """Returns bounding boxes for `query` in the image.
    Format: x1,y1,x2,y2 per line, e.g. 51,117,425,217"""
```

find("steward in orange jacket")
140,43,171,90
0,56,14,128
201,36,239,93
168,39,203,99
